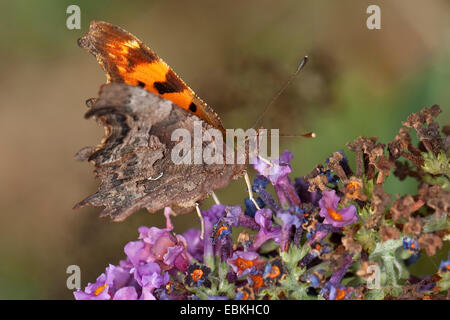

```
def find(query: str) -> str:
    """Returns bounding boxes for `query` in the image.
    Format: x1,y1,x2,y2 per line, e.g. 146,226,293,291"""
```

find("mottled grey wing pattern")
74,83,245,221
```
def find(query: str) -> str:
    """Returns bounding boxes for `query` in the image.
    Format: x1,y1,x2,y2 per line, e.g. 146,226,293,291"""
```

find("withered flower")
341,226,362,254
380,225,401,242
402,105,443,155
403,217,423,236
390,195,424,221
418,233,443,256
419,184,450,218
343,176,367,202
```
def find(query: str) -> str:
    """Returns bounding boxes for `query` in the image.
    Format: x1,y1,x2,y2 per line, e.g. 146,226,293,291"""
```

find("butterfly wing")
74,83,244,221
78,20,225,133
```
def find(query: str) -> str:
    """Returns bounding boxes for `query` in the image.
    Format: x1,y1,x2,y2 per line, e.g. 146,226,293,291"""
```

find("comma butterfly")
74,21,246,221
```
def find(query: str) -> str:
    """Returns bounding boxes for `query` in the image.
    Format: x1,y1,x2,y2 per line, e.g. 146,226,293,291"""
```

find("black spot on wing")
153,69,186,94
189,102,197,113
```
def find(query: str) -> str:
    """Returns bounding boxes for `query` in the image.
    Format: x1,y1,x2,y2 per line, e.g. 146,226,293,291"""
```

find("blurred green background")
0,0,448,299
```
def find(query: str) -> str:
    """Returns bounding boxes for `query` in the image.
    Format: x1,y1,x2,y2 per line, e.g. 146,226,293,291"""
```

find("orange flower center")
336,288,346,300
191,269,204,281
251,274,264,290
268,266,281,278
234,257,254,272
346,182,359,196
217,226,229,236
328,208,343,221
94,282,107,296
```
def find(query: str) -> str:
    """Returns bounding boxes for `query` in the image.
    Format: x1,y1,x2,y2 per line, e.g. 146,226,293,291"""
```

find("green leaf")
423,174,450,191
364,289,385,300
363,178,375,200
422,151,450,190
423,214,450,232
369,239,406,287
437,271,450,291
259,239,279,254
422,151,450,177
280,243,309,271
355,227,380,252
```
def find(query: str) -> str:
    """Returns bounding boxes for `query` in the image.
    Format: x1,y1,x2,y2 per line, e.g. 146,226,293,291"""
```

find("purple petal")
124,240,151,266
255,209,272,229
132,261,161,287
183,228,204,262
113,287,138,300
319,190,358,227
319,190,340,212
105,264,132,293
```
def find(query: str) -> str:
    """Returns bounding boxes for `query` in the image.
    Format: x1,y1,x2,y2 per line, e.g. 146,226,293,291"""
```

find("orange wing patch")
78,21,224,132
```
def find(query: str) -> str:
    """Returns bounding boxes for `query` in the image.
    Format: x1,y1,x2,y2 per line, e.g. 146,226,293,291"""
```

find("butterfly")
74,21,247,221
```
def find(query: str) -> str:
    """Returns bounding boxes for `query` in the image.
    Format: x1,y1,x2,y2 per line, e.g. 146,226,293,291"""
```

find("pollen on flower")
94,282,107,296
191,269,204,282
235,257,254,271
327,208,343,221
250,274,264,291
336,288,346,300
268,266,281,278
217,226,229,236
345,182,359,197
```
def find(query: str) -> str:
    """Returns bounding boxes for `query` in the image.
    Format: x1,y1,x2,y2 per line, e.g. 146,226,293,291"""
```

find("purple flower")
227,251,263,277
125,207,192,272
277,209,303,251
131,261,169,300
201,204,254,262
318,190,358,227
295,177,321,205
124,240,152,266
252,150,301,208
224,205,259,230
321,254,353,300
74,264,134,300
439,257,450,273
201,204,226,260
251,209,281,250
252,151,292,184
211,220,233,261
185,263,211,287
403,237,419,251
113,287,138,300
74,273,111,300
105,264,134,292
183,228,204,262
323,283,350,300
302,270,325,288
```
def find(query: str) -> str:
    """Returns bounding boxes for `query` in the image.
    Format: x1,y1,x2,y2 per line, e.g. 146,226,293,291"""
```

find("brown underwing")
74,83,245,221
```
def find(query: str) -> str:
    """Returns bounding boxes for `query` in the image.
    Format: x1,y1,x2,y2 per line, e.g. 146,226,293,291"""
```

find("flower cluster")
75,105,449,300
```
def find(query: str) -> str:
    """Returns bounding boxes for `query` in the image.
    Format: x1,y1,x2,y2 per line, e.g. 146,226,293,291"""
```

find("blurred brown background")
0,0,448,299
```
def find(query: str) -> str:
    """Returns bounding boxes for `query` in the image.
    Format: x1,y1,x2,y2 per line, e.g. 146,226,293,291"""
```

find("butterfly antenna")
251,56,309,129
278,132,316,139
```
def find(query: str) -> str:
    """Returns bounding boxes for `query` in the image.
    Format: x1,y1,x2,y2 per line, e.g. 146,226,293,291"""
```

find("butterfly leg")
211,191,221,205
244,171,261,210
195,202,205,240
